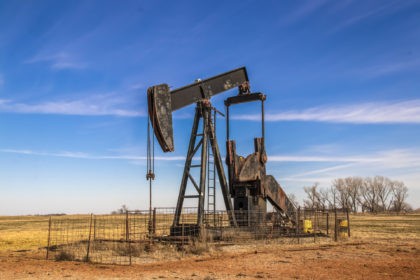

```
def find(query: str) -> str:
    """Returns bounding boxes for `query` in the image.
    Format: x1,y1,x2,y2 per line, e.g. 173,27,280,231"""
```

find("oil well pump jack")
147,67,296,235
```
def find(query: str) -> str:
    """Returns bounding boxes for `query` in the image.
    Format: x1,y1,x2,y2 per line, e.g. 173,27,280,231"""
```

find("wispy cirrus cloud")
268,155,375,163
0,149,184,161
233,99,420,124
2,147,419,205
25,51,86,70
0,93,144,117
358,59,420,78
279,0,328,26
3,147,419,168
329,1,418,33
270,149,420,168
274,148,420,206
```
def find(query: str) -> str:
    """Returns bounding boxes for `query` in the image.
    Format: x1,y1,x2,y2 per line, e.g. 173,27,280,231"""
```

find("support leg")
197,106,208,226
173,108,201,226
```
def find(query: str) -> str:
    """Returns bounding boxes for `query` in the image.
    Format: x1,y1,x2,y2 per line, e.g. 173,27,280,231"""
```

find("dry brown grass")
0,216,50,251
350,213,420,240
1,213,419,253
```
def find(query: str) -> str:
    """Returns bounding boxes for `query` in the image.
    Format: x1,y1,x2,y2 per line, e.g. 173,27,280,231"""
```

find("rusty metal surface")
224,92,266,106
238,153,262,182
173,102,237,229
225,94,296,225
263,175,287,212
147,84,174,152
170,67,249,111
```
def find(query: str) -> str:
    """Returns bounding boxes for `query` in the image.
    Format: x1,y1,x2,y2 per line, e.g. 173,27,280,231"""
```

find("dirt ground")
1,237,419,280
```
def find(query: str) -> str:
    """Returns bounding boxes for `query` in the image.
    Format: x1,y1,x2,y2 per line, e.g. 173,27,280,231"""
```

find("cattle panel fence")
46,207,350,265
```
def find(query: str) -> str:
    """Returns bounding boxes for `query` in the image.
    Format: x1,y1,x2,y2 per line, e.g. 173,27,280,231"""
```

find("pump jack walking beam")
148,67,248,152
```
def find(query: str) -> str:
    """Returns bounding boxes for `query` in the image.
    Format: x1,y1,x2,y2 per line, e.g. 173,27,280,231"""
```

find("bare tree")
319,187,333,210
303,183,322,209
359,177,379,213
345,176,363,213
391,181,409,213
302,176,409,213
375,176,393,212
333,178,351,210
330,184,338,209
118,204,129,214
287,193,300,208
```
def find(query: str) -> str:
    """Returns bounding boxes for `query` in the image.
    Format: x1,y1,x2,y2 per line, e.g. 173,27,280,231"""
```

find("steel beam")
173,107,201,226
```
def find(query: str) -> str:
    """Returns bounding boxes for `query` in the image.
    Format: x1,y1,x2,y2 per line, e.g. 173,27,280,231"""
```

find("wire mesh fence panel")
47,215,92,262
334,208,350,240
45,208,351,265
89,214,131,265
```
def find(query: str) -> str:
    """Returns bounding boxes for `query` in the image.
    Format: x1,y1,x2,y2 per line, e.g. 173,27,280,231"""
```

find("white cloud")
358,59,420,78
127,83,145,91
233,99,420,124
25,51,86,70
279,0,328,25
272,148,420,207
271,149,420,168
268,155,376,163
3,147,419,170
286,163,356,178
329,1,416,33
0,149,185,161
0,94,144,117
2,147,419,206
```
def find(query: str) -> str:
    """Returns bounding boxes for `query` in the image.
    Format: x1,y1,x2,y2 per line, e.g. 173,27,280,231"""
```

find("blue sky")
0,0,419,215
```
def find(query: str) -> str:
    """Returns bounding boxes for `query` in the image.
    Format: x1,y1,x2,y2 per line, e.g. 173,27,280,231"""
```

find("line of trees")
302,176,411,213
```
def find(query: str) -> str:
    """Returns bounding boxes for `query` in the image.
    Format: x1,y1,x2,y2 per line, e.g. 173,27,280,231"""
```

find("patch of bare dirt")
0,238,419,279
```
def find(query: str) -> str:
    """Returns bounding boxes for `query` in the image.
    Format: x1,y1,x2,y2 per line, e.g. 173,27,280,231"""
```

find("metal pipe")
261,99,265,139
226,105,230,141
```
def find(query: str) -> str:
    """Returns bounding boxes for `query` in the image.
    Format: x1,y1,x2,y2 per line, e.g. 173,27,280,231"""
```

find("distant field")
350,213,420,239
1,213,419,252
0,215,50,251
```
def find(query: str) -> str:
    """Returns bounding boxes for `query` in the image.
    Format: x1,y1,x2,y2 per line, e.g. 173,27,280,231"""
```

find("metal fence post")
334,208,338,242
86,214,93,262
125,211,132,265
93,216,97,241
125,211,129,241
326,212,329,235
346,208,351,238
46,216,52,260
297,207,301,244
220,212,223,244
153,208,156,235
181,213,185,257
314,209,317,243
